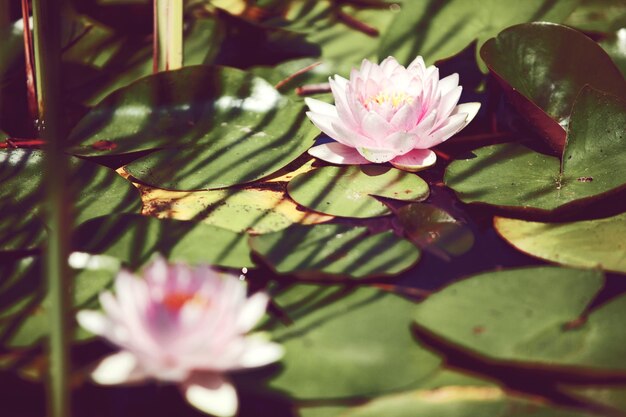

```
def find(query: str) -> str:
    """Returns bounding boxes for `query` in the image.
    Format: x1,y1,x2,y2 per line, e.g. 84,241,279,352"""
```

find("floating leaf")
379,1,578,70
73,213,254,269
140,185,332,234
336,386,596,417
276,1,399,76
565,0,626,33
68,66,318,190
494,213,626,274
444,87,626,212
481,23,626,151
63,17,221,105
267,284,441,398
414,266,626,372
288,165,429,218
394,203,474,257
0,149,141,252
0,254,120,348
250,224,420,279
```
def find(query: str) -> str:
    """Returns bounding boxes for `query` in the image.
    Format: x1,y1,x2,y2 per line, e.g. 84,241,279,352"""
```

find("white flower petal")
238,338,285,368
384,131,416,155
306,111,349,145
76,310,109,337
308,142,370,165
356,147,399,163
362,112,393,141
437,86,463,121
184,375,238,417
304,97,337,118
91,351,145,385
427,113,469,146
438,73,459,95
390,101,420,130
452,102,481,125
237,292,269,332
390,149,437,172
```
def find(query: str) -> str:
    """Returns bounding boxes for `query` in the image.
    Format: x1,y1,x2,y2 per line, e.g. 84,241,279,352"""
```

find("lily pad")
480,23,626,151
0,149,141,252
250,224,420,279
337,385,596,417
444,87,626,212
63,17,221,105
379,1,578,70
73,213,254,269
139,184,332,234
266,284,441,398
494,213,626,274
413,266,626,372
68,65,318,190
394,203,474,257
0,254,120,348
288,165,429,218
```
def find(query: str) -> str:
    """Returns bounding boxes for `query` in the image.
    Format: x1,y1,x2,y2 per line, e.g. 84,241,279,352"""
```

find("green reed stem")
32,0,73,416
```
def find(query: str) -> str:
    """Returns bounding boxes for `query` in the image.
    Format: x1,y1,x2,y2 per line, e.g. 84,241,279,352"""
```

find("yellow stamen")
364,91,414,109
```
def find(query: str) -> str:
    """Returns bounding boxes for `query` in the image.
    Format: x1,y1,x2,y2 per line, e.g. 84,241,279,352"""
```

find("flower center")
364,91,414,109
162,292,207,311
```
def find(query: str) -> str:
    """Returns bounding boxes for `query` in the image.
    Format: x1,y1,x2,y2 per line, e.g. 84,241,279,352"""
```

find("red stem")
21,0,38,122
274,61,322,90
152,0,158,73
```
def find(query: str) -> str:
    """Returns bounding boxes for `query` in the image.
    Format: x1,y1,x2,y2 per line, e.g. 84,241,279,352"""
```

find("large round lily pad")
139,185,332,234
444,87,626,212
68,65,318,190
0,149,141,252
266,284,441,399
413,266,626,372
288,165,429,218
73,214,254,269
481,23,626,151
494,213,626,274
379,1,578,70
250,224,420,279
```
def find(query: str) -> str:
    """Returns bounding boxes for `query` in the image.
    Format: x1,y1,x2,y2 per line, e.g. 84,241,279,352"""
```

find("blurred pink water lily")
77,257,283,417
305,56,480,171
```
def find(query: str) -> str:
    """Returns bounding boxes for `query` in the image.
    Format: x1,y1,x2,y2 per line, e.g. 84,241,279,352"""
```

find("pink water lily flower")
77,257,283,417
305,56,480,171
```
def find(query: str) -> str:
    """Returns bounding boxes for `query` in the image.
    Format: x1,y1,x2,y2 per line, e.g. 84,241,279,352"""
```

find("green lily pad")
68,65,318,190
337,386,596,417
0,149,141,252
565,385,626,415
266,284,441,398
394,203,474,257
444,86,626,212
73,213,254,269
250,224,420,279
274,1,399,77
0,254,120,348
494,213,626,274
565,0,626,33
288,165,429,218
480,23,626,151
413,266,626,372
140,185,332,234
379,1,578,70
63,16,220,105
